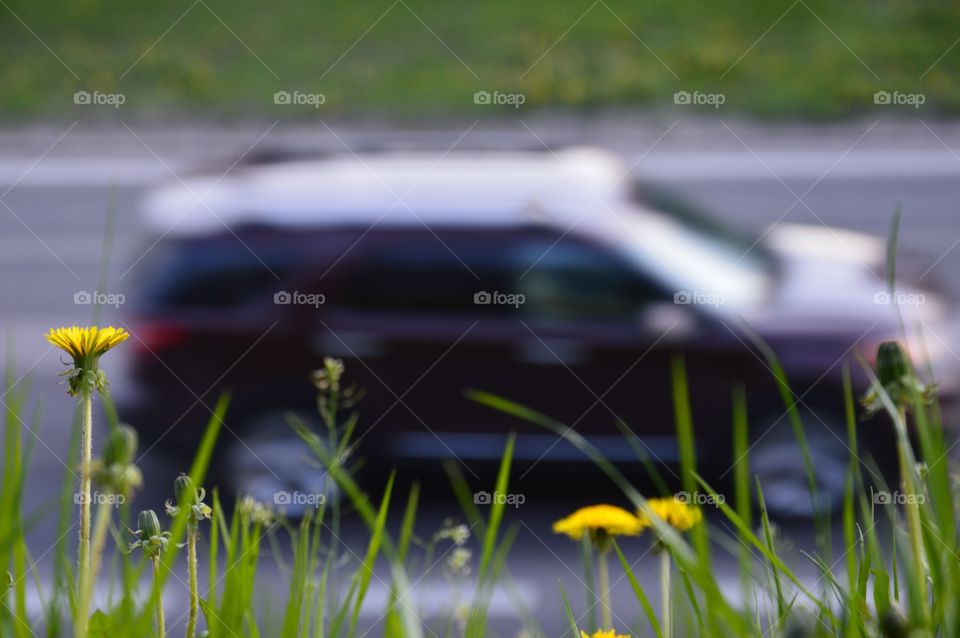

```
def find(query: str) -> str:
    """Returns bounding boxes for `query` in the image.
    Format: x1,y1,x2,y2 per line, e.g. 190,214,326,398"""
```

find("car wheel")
223,410,337,518
749,412,851,518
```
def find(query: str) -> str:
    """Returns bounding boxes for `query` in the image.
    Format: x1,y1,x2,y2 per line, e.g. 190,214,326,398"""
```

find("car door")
311,227,535,461
507,229,700,463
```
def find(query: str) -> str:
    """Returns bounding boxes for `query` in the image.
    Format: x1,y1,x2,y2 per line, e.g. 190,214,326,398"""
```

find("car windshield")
613,200,773,311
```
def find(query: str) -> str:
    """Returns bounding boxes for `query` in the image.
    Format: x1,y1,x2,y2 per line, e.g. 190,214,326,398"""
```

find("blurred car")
120,148,957,516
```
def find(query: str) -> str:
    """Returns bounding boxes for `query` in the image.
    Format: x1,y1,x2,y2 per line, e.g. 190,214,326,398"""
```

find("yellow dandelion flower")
47,326,128,363
553,504,643,542
46,326,128,395
580,630,630,638
637,496,702,532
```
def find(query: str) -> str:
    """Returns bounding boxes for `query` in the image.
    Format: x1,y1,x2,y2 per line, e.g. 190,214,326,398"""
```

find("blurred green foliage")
1,0,958,118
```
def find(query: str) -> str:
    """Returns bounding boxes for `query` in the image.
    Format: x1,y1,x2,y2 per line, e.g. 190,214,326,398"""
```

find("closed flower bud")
167,474,211,525
130,509,169,558
103,425,138,467
861,340,936,418
138,510,162,539
877,341,910,388
92,425,142,496
174,474,197,508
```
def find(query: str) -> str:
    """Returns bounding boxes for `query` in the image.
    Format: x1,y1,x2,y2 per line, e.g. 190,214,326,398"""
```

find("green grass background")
1,0,959,118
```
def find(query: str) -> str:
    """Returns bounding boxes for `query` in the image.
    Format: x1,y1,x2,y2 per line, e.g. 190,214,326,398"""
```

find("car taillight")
132,322,188,356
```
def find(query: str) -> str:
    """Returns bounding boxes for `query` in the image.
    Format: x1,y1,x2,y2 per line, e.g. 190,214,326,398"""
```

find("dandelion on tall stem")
636,496,702,638
46,325,128,638
553,504,643,631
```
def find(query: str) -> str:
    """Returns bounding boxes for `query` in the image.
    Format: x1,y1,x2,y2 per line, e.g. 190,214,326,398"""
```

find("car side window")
335,232,667,322
338,238,514,315
515,238,666,323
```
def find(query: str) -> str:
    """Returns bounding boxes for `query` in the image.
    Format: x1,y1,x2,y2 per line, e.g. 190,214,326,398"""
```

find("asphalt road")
1,117,959,635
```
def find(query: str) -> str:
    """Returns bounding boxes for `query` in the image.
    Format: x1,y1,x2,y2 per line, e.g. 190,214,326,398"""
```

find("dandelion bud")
861,340,936,418
92,425,142,495
877,341,910,388
102,425,138,467
130,509,169,558
138,510,162,539
174,474,197,508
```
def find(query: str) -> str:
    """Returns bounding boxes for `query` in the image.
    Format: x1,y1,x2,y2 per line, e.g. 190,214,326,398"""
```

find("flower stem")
660,550,672,638
598,549,612,630
153,557,166,638
89,500,112,582
77,500,112,638
76,387,94,638
897,405,928,623
186,526,199,638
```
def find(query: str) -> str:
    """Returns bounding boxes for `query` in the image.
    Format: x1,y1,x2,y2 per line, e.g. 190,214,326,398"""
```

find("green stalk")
76,387,94,638
598,549,612,630
897,406,928,625
153,557,166,638
186,526,199,638
89,500,112,587
77,500,112,635
660,550,671,638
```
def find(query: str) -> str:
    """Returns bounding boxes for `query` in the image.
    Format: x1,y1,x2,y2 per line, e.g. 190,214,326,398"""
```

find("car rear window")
138,240,298,311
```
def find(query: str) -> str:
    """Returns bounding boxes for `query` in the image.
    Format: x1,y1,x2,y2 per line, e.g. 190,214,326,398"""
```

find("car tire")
748,411,854,519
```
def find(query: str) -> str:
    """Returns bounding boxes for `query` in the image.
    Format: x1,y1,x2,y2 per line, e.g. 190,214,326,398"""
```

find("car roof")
142,148,632,235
